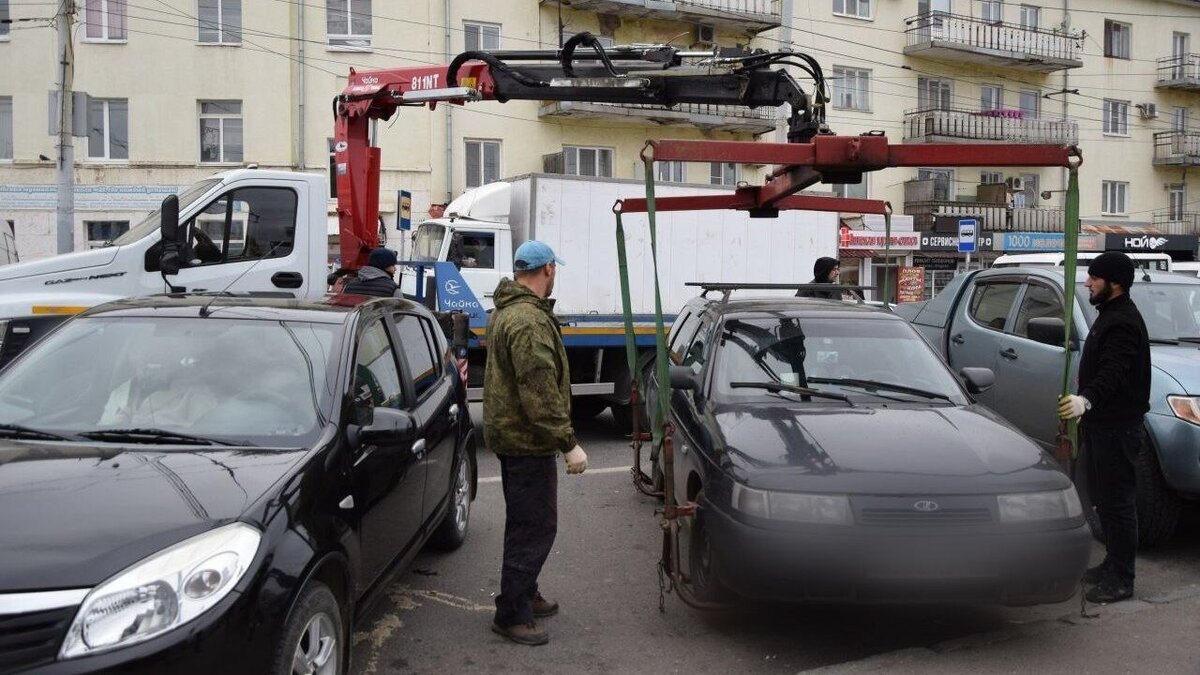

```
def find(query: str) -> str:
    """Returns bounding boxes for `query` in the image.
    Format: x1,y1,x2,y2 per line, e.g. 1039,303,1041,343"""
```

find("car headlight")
1167,396,1200,425
997,488,1082,522
731,483,852,525
60,522,261,659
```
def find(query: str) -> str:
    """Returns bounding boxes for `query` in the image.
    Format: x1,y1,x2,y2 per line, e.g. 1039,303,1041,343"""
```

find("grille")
0,606,76,672
859,507,993,526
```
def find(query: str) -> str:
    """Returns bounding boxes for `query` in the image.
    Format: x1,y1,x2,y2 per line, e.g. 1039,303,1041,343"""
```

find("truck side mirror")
158,195,183,276
959,367,995,395
1027,317,1066,348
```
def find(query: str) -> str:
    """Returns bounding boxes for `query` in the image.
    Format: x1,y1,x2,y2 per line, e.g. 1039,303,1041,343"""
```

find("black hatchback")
0,294,475,674
650,292,1091,605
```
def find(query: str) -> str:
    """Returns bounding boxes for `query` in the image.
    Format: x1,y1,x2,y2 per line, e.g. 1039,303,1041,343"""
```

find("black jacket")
343,266,402,298
1078,293,1151,427
796,279,841,300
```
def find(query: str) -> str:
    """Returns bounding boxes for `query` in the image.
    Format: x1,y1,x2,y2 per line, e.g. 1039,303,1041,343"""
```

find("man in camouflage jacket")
483,240,588,646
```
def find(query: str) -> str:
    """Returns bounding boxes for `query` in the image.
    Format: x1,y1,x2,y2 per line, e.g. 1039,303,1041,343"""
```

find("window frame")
197,0,242,45
966,280,1022,333
182,186,299,266
832,66,871,112
85,220,130,248
86,98,129,162
83,0,127,42
832,0,872,21
464,138,501,189
1168,184,1185,220
656,160,686,183
352,318,410,415
326,0,373,50
198,100,244,165
832,176,868,199
1173,106,1188,132
1018,4,1040,29
1018,89,1040,118
464,20,501,51
980,84,1004,112
1012,280,1067,342
1102,99,1129,137
980,171,1004,185
563,145,613,178
1101,180,1129,216
981,0,1003,23
0,0,9,40
392,312,440,403
1104,19,1131,60
710,162,738,187
917,76,954,111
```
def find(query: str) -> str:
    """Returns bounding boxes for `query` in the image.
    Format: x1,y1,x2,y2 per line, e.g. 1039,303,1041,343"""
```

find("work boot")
1082,562,1110,585
491,621,550,646
1085,577,1134,604
533,592,559,618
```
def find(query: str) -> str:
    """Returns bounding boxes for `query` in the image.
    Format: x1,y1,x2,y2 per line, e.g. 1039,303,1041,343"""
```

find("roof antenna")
199,238,289,318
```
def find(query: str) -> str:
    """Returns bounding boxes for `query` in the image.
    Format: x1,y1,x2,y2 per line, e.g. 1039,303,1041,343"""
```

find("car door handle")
412,439,427,458
951,334,965,345
1000,348,1018,360
271,271,304,289
448,403,460,422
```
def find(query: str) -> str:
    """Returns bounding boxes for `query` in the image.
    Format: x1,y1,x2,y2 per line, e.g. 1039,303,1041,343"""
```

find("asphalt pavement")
351,407,1200,674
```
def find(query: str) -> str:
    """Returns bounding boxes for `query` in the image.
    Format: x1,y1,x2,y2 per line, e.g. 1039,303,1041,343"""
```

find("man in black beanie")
1059,251,1150,604
797,256,842,299
343,247,403,298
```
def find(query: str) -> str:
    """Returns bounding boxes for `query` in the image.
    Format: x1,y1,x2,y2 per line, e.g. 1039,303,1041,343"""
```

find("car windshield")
412,222,446,262
713,317,968,405
110,179,221,246
1079,283,1200,341
0,315,342,446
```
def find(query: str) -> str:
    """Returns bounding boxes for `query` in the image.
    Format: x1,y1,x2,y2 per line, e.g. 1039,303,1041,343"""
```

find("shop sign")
1104,234,1198,252
840,229,920,250
919,231,995,252
897,267,925,304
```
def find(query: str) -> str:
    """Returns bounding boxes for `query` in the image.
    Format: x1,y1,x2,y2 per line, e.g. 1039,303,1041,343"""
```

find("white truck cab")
992,252,1173,272
0,169,330,363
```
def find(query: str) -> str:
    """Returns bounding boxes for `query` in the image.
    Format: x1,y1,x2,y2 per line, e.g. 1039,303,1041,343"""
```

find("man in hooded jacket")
797,256,843,300
342,247,403,298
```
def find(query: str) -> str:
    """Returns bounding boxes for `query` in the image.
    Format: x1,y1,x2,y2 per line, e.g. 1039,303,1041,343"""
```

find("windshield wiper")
1150,338,1181,345
1175,337,1200,344
78,428,247,447
807,377,955,403
0,423,78,441
730,381,855,407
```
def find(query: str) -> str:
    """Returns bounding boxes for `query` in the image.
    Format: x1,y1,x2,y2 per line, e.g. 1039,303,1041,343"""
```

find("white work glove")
564,445,588,475
1058,395,1089,420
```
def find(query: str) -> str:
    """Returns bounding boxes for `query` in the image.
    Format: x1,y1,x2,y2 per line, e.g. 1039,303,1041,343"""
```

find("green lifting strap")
1059,161,1082,460
615,207,640,422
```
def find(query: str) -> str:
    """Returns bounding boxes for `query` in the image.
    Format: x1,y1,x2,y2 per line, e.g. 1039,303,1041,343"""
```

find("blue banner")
1000,232,1066,252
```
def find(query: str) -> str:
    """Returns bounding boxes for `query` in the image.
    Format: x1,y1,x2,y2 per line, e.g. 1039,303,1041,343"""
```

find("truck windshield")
111,179,221,246
0,315,342,447
1080,283,1200,341
412,222,447,262
712,317,968,405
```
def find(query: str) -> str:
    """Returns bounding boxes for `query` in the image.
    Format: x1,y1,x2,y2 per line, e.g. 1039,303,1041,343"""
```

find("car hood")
0,246,119,282
0,441,309,591
712,403,1068,494
1151,343,1200,395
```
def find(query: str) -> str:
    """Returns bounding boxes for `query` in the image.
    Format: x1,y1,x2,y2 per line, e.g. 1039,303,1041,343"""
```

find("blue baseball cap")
514,240,566,272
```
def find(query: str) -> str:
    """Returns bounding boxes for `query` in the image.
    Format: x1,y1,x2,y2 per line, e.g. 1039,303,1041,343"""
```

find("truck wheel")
273,582,344,675
1135,433,1180,548
571,396,609,422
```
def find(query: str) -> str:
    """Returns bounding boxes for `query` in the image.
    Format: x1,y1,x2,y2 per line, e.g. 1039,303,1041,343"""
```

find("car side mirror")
1027,317,1066,348
358,408,417,446
669,365,699,391
960,367,995,395
158,194,183,276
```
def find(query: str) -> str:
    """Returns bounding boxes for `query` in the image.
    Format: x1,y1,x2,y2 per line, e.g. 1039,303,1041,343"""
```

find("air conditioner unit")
1137,103,1158,119
695,23,716,45
1005,176,1025,191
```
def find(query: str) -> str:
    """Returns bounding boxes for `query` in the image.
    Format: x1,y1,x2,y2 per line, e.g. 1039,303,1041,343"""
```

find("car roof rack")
685,282,873,304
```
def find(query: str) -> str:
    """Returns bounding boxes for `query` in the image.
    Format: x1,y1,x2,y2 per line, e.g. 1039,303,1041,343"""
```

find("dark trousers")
1083,422,1143,584
494,454,558,627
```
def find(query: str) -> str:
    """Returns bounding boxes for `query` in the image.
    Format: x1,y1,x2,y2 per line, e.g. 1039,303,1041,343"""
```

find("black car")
0,294,475,674
648,292,1091,605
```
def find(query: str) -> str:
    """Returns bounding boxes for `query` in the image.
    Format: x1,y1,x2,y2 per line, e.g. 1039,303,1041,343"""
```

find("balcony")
1154,131,1200,167
904,180,1064,232
1156,54,1200,91
904,12,1082,72
1152,212,1200,235
538,101,778,135
905,108,1079,145
544,0,781,34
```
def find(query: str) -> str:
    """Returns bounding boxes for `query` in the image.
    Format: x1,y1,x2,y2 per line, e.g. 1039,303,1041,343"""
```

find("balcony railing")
905,108,1079,145
1152,212,1200,235
905,200,1063,232
904,12,1082,71
1154,131,1200,166
538,0,782,33
1156,54,1200,89
538,101,778,134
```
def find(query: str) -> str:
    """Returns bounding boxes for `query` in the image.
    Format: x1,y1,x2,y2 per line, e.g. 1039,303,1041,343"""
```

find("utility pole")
56,0,76,254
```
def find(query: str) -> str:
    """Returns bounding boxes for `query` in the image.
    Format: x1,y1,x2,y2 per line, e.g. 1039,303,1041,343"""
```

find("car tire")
687,491,728,603
429,449,474,551
273,582,344,675
1072,430,1181,549
570,396,608,422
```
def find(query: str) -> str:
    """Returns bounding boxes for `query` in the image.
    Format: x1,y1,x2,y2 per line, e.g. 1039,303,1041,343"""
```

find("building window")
327,0,371,49
981,1,1002,23
1173,106,1188,132
1104,20,1131,60
832,66,871,111
199,100,243,164
833,0,870,19
1102,181,1128,215
84,0,127,41
980,85,1003,112
710,162,738,187
87,98,128,161
465,139,500,189
1018,89,1040,118
1168,184,1185,220
918,168,954,200
832,178,868,199
656,161,685,183
464,21,500,51
1019,4,1040,29
917,77,953,110
1102,99,1129,136
1016,173,1039,207
86,220,129,247
198,0,241,44
563,146,612,177
0,97,11,160
981,171,1003,185
0,0,9,39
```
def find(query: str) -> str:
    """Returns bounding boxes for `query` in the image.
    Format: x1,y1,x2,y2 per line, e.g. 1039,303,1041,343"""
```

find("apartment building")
0,0,1196,276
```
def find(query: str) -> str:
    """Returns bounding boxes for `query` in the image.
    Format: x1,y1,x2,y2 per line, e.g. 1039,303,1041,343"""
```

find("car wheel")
651,450,665,497
430,449,474,550
274,582,343,675
1135,433,1180,548
687,491,728,602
